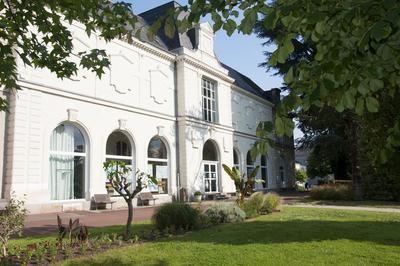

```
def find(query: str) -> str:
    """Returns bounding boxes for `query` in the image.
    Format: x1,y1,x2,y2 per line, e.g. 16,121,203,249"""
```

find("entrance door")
203,162,218,193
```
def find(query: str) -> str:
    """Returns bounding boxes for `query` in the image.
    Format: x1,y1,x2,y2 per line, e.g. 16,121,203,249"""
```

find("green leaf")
365,97,379,112
223,19,237,36
369,79,384,91
335,100,345,113
357,82,369,96
370,21,392,41
343,91,355,109
164,17,175,38
284,67,294,83
315,21,324,34
278,38,294,63
355,98,365,115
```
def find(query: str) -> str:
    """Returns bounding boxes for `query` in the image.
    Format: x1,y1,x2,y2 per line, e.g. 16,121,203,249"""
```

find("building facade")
0,2,294,213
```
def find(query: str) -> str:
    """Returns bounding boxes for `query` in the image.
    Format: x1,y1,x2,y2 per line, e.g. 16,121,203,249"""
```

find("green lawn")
59,206,400,266
300,199,400,209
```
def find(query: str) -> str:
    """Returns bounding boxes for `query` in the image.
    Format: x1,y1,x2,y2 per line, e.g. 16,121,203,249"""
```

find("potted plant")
105,182,114,195
194,191,202,202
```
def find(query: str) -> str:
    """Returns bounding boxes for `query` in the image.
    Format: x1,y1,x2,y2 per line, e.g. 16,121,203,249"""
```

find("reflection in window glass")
148,137,169,194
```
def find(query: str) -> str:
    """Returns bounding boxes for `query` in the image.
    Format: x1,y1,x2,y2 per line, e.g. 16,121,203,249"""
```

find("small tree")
0,198,27,258
222,164,260,205
103,160,156,239
295,169,308,183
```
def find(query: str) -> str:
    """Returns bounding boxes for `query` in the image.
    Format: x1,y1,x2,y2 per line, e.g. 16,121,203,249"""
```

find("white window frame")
246,151,255,179
49,124,87,201
105,132,135,195
147,138,169,195
203,161,219,193
202,78,218,123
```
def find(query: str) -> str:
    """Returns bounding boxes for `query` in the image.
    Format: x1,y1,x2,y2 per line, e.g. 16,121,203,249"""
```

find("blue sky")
126,1,302,139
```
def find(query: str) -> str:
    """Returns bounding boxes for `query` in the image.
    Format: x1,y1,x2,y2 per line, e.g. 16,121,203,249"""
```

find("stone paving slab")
24,206,157,236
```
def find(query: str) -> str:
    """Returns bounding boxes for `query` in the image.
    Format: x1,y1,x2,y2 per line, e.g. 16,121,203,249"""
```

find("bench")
93,194,116,210
138,192,157,206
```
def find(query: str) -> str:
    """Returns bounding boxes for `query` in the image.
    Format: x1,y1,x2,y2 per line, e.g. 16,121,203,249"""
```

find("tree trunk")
1,242,6,258
345,114,363,200
125,200,133,240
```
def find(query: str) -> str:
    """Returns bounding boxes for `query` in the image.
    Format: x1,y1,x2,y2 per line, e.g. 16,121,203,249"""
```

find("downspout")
173,60,180,202
1,90,10,200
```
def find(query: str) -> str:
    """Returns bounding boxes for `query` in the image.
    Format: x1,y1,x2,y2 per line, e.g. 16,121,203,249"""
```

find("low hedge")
310,184,354,201
204,203,246,225
152,203,199,231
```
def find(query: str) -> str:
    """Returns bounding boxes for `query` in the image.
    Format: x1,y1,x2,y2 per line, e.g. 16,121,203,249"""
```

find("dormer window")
202,78,217,122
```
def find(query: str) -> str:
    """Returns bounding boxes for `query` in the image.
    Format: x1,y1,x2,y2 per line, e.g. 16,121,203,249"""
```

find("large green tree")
0,0,139,111
171,0,400,198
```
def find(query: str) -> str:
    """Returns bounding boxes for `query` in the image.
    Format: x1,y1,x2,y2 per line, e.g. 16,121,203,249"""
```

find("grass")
300,198,400,209
9,222,153,248
56,206,400,266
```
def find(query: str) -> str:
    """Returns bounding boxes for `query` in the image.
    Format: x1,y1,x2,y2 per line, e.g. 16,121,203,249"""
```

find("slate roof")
136,1,273,103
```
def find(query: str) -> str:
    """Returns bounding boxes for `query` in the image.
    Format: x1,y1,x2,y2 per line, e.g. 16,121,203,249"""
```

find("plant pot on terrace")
194,191,202,202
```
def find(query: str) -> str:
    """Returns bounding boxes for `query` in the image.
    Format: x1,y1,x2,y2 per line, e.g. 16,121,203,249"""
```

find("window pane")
261,155,267,166
233,150,239,164
148,161,168,194
246,151,254,165
50,124,85,153
203,140,218,161
148,137,167,159
49,154,85,200
211,180,216,192
211,164,216,172
106,131,132,156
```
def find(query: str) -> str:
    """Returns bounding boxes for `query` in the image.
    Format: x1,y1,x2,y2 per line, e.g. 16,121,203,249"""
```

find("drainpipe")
173,60,180,202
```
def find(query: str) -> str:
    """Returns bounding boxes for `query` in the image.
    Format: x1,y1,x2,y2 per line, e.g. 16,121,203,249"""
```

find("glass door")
204,162,218,193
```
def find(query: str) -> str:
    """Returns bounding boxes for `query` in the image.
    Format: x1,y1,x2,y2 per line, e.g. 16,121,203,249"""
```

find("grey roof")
136,1,273,103
139,1,196,51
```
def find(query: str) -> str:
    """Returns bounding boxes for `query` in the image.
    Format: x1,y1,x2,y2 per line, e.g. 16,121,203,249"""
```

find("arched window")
261,155,268,188
203,140,219,193
246,151,255,178
49,123,86,200
106,131,132,161
233,149,240,170
105,131,134,194
147,137,168,194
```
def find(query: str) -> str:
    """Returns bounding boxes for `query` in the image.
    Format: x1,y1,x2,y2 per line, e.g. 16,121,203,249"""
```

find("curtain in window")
50,126,74,200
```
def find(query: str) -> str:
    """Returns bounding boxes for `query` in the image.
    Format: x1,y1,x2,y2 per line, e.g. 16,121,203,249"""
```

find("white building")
0,2,294,213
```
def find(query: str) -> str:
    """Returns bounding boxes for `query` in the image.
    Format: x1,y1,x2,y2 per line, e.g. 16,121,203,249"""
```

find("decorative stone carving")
109,52,136,94
209,127,216,139
67,109,78,122
191,130,199,149
118,119,127,130
149,67,169,104
157,126,165,137
223,136,229,153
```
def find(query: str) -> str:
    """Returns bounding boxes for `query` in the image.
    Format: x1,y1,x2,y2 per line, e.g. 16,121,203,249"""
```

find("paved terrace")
24,193,306,236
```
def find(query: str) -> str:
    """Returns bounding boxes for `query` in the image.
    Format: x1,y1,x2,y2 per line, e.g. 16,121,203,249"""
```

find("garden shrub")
152,203,199,231
204,203,245,225
242,192,282,217
0,198,27,258
242,200,259,218
261,192,282,213
310,184,354,201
